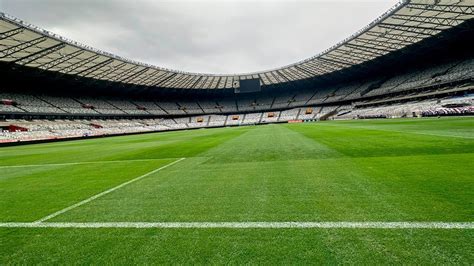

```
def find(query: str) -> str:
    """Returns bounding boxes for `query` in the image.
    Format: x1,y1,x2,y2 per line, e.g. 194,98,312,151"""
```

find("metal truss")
405,3,474,16
175,75,192,88
183,76,201,89
153,73,177,87
0,0,472,90
331,48,374,63
0,27,23,40
74,58,114,76
391,14,464,28
164,74,185,88
268,71,286,83
11,43,65,65
57,54,100,74
177,75,195,89
118,67,150,84
346,42,392,55
0,36,46,58
106,64,140,81
320,56,354,69
38,49,85,71
191,76,206,89
135,69,163,85
145,71,172,86
377,23,440,37
304,60,335,75
353,37,405,52
364,30,424,46
87,61,128,80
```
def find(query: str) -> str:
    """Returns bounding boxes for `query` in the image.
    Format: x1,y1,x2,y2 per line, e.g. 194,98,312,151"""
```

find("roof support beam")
107,64,139,81
87,61,128,80
174,75,191,89
275,71,290,82
162,74,182,88
405,3,474,15
287,68,303,80
338,49,375,62
305,60,335,74
147,72,173,86
330,52,365,64
11,43,65,65
171,75,187,88
39,49,84,71
378,23,439,37
0,36,47,58
279,69,295,81
261,72,274,84
211,76,222,89
58,54,100,74
297,64,322,76
393,13,467,22
0,27,23,40
75,58,114,76
269,71,286,83
390,14,460,28
177,75,194,88
119,67,150,84
291,69,317,88
138,69,165,85
332,49,372,63
194,76,209,89
182,76,197,89
217,76,227,88
365,30,422,45
190,76,203,89
257,74,269,85
217,76,227,89
288,67,310,79
201,76,214,89
153,73,177,87
203,76,216,89
354,37,405,51
320,56,355,68
345,42,391,55
263,72,277,84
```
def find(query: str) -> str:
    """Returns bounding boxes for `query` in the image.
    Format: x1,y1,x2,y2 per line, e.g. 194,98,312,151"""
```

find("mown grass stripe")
0,158,183,168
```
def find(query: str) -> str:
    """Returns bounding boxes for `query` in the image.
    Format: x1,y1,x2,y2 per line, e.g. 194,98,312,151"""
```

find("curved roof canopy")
0,0,473,90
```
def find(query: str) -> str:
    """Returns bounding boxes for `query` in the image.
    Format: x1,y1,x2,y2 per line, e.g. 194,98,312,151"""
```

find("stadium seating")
2,93,472,143
1,56,473,144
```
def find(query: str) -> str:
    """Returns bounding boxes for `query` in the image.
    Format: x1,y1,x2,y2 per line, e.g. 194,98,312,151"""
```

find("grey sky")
0,0,398,74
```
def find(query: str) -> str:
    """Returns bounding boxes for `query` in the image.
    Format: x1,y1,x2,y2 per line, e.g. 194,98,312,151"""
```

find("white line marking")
0,158,182,169
0,222,472,229
34,158,186,223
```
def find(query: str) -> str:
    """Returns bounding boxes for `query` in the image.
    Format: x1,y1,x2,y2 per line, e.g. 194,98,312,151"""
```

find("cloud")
0,0,398,74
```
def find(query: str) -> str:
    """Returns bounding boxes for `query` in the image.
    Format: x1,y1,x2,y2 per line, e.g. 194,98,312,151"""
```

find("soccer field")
1,117,473,264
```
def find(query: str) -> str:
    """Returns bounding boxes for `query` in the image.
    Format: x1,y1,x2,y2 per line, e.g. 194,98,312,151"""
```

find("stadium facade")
0,0,473,143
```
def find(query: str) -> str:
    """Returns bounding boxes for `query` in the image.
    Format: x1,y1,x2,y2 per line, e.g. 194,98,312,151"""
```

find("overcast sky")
0,0,398,74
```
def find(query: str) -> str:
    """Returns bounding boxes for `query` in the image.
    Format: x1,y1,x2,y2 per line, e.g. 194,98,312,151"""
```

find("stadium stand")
0,1,473,144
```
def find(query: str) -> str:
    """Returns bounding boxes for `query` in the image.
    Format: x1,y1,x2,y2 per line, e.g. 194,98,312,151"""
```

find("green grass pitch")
1,117,473,264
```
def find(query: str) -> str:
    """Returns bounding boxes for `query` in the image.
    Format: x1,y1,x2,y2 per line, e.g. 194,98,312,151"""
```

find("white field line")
0,158,183,169
0,222,473,229
33,158,186,223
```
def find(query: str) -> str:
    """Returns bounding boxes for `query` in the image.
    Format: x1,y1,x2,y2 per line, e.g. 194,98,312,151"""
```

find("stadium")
0,0,473,263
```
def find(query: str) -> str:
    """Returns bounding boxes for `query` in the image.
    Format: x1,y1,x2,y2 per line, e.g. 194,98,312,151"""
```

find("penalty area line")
33,157,186,223
0,222,473,229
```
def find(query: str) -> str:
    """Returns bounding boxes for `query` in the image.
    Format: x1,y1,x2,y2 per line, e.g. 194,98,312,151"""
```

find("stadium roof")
0,0,473,90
